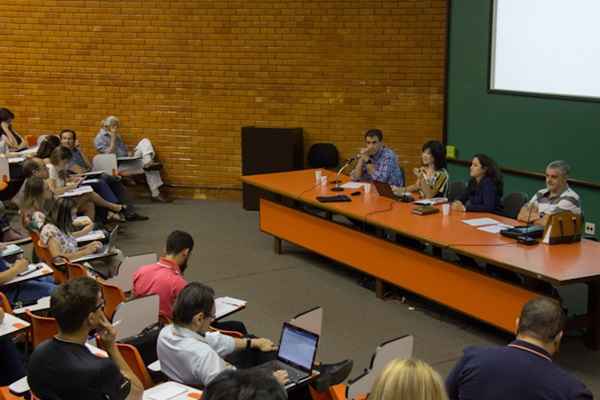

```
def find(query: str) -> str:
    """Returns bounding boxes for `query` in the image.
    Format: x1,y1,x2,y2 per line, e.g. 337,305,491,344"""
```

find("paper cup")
320,176,328,185
315,170,322,184
442,203,450,215
364,184,371,193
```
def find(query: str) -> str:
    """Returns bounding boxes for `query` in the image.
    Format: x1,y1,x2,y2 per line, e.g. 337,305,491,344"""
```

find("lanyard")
507,344,552,362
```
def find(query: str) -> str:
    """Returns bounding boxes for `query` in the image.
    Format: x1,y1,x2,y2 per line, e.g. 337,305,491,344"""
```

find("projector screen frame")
487,0,600,104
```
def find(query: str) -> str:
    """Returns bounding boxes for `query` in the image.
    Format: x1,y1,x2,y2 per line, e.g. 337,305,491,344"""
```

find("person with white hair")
94,116,170,203
517,160,581,225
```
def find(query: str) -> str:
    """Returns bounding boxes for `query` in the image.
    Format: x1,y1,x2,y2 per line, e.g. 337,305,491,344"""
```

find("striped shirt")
529,187,582,216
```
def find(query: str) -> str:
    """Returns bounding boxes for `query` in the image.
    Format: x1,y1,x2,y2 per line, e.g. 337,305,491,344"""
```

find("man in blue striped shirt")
350,129,404,187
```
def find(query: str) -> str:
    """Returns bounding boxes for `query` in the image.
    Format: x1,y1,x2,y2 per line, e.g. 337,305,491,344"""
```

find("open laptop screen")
277,323,319,372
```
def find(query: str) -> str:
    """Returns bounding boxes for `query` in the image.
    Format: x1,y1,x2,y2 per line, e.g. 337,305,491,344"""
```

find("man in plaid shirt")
350,129,404,186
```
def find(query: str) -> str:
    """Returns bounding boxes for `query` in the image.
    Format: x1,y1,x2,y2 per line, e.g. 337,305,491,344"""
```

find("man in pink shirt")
133,230,193,320
133,230,247,334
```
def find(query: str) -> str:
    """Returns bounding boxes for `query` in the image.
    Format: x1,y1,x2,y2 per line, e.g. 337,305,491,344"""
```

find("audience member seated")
36,134,61,163
393,140,449,199
133,230,247,333
446,297,593,400
451,154,503,213
28,277,144,399
60,129,148,221
204,369,287,400
0,108,27,152
517,160,581,226
31,201,123,278
94,115,170,203
0,255,56,305
350,129,404,187
48,146,126,222
20,176,56,229
13,158,50,210
0,308,27,386
157,282,352,390
370,358,448,400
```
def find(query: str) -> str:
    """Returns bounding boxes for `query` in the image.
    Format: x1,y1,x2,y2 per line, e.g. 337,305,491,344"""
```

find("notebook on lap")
258,322,319,388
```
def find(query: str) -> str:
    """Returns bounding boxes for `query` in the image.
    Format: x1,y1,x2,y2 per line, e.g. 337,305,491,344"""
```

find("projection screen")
490,0,600,100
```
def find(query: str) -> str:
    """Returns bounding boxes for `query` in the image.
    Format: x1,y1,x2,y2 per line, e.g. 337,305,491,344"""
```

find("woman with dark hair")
36,135,61,162
0,108,27,151
393,140,449,199
31,200,124,278
452,154,503,213
48,146,126,222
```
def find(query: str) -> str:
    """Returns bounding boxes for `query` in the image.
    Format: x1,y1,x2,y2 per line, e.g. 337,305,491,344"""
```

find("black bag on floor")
120,323,161,365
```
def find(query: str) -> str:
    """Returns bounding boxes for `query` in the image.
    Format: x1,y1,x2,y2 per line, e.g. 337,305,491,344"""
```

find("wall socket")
585,222,596,236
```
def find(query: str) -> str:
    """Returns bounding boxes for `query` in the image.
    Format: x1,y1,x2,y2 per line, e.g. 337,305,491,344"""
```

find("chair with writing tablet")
25,311,58,349
117,343,154,389
289,306,323,336
92,154,118,176
112,294,159,341
98,280,126,321
105,253,157,294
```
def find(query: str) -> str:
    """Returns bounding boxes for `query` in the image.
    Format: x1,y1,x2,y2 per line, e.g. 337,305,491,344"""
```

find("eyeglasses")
95,300,105,312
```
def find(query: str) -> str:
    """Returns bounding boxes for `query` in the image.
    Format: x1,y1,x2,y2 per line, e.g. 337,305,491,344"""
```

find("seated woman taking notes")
393,140,448,199
452,154,503,214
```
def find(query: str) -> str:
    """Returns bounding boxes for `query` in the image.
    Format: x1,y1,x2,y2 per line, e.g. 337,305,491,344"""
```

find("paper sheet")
1,244,23,257
339,182,369,189
76,230,106,243
215,296,247,319
462,218,502,227
145,382,191,400
0,313,30,337
477,224,514,234
59,185,93,198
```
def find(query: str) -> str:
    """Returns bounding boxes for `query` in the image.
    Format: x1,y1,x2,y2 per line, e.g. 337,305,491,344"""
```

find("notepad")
146,382,188,400
477,224,514,234
462,218,502,227
215,297,247,319
340,182,370,189
0,244,23,257
58,185,93,198
76,230,106,243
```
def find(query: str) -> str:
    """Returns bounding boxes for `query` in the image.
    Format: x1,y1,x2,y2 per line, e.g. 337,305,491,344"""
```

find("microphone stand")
331,160,354,192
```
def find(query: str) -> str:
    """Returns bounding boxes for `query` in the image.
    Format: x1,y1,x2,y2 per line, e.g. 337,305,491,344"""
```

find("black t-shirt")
28,338,131,400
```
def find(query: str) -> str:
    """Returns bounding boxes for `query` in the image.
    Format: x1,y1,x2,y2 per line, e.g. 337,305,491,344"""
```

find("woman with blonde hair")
370,358,448,400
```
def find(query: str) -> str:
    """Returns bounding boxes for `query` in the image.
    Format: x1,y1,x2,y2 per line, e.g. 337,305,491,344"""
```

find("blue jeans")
3,276,56,305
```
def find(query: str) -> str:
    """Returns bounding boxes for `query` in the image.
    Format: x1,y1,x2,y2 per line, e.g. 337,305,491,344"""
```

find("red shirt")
132,257,187,319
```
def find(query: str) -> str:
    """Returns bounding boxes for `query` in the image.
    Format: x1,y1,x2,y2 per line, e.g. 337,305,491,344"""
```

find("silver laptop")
258,322,320,388
73,227,118,263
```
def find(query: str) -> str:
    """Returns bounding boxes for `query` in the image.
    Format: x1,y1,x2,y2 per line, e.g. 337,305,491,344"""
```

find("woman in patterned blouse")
393,140,449,199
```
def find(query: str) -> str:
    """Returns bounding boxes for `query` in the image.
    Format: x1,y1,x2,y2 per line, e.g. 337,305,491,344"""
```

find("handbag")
542,211,582,244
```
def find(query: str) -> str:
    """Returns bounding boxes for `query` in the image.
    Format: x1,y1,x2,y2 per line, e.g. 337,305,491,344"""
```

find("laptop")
372,181,414,202
258,322,320,387
73,227,119,263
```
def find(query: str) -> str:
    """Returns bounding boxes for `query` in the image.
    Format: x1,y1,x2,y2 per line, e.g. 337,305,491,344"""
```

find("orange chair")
30,232,68,284
98,280,125,320
0,292,12,313
0,386,23,400
25,310,58,348
65,262,88,281
116,343,154,389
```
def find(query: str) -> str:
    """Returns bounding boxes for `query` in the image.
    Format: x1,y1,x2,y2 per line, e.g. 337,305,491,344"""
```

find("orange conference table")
242,169,600,348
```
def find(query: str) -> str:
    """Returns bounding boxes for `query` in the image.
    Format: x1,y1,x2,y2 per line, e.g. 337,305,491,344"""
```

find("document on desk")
13,296,51,314
144,381,201,400
76,230,106,243
462,218,502,227
58,185,93,198
477,224,514,234
0,244,23,257
0,313,30,337
8,157,25,164
340,182,370,189
215,296,247,320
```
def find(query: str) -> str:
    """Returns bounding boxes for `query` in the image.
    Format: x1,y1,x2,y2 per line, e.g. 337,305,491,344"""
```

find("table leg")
273,237,283,254
585,280,600,350
375,279,385,299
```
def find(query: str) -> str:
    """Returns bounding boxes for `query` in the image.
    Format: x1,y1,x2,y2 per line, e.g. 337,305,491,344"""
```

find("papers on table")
0,313,30,337
1,244,23,257
117,155,141,162
13,296,51,314
215,296,247,320
144,381,202,400
8,376,29,396
58,185,93,198
3,263,52,285
76,230,106,243
339,182,370,190
462,218,502,227
477,224,514,234
8,157,25,164
81,178,100,185
414,197,448,206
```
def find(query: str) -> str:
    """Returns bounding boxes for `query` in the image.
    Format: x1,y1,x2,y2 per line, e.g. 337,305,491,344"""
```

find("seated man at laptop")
517,160,581,226
349,129,404,187
158,282,353,391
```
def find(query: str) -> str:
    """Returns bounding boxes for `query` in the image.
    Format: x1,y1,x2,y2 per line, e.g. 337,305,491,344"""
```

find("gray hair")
546,160,570,177
101,116,120,128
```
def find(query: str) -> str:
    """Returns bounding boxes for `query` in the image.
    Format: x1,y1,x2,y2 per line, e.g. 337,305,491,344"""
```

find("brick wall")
0,0,446,191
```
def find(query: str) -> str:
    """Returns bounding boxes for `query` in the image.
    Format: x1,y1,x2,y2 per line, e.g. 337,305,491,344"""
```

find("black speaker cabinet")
242,126,304,210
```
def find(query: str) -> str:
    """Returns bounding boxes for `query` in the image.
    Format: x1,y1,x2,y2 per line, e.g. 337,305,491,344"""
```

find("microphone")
330,155,361,190
517,203,538,245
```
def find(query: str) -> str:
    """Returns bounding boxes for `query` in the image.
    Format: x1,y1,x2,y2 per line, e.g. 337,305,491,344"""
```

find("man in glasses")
28,277,143,400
